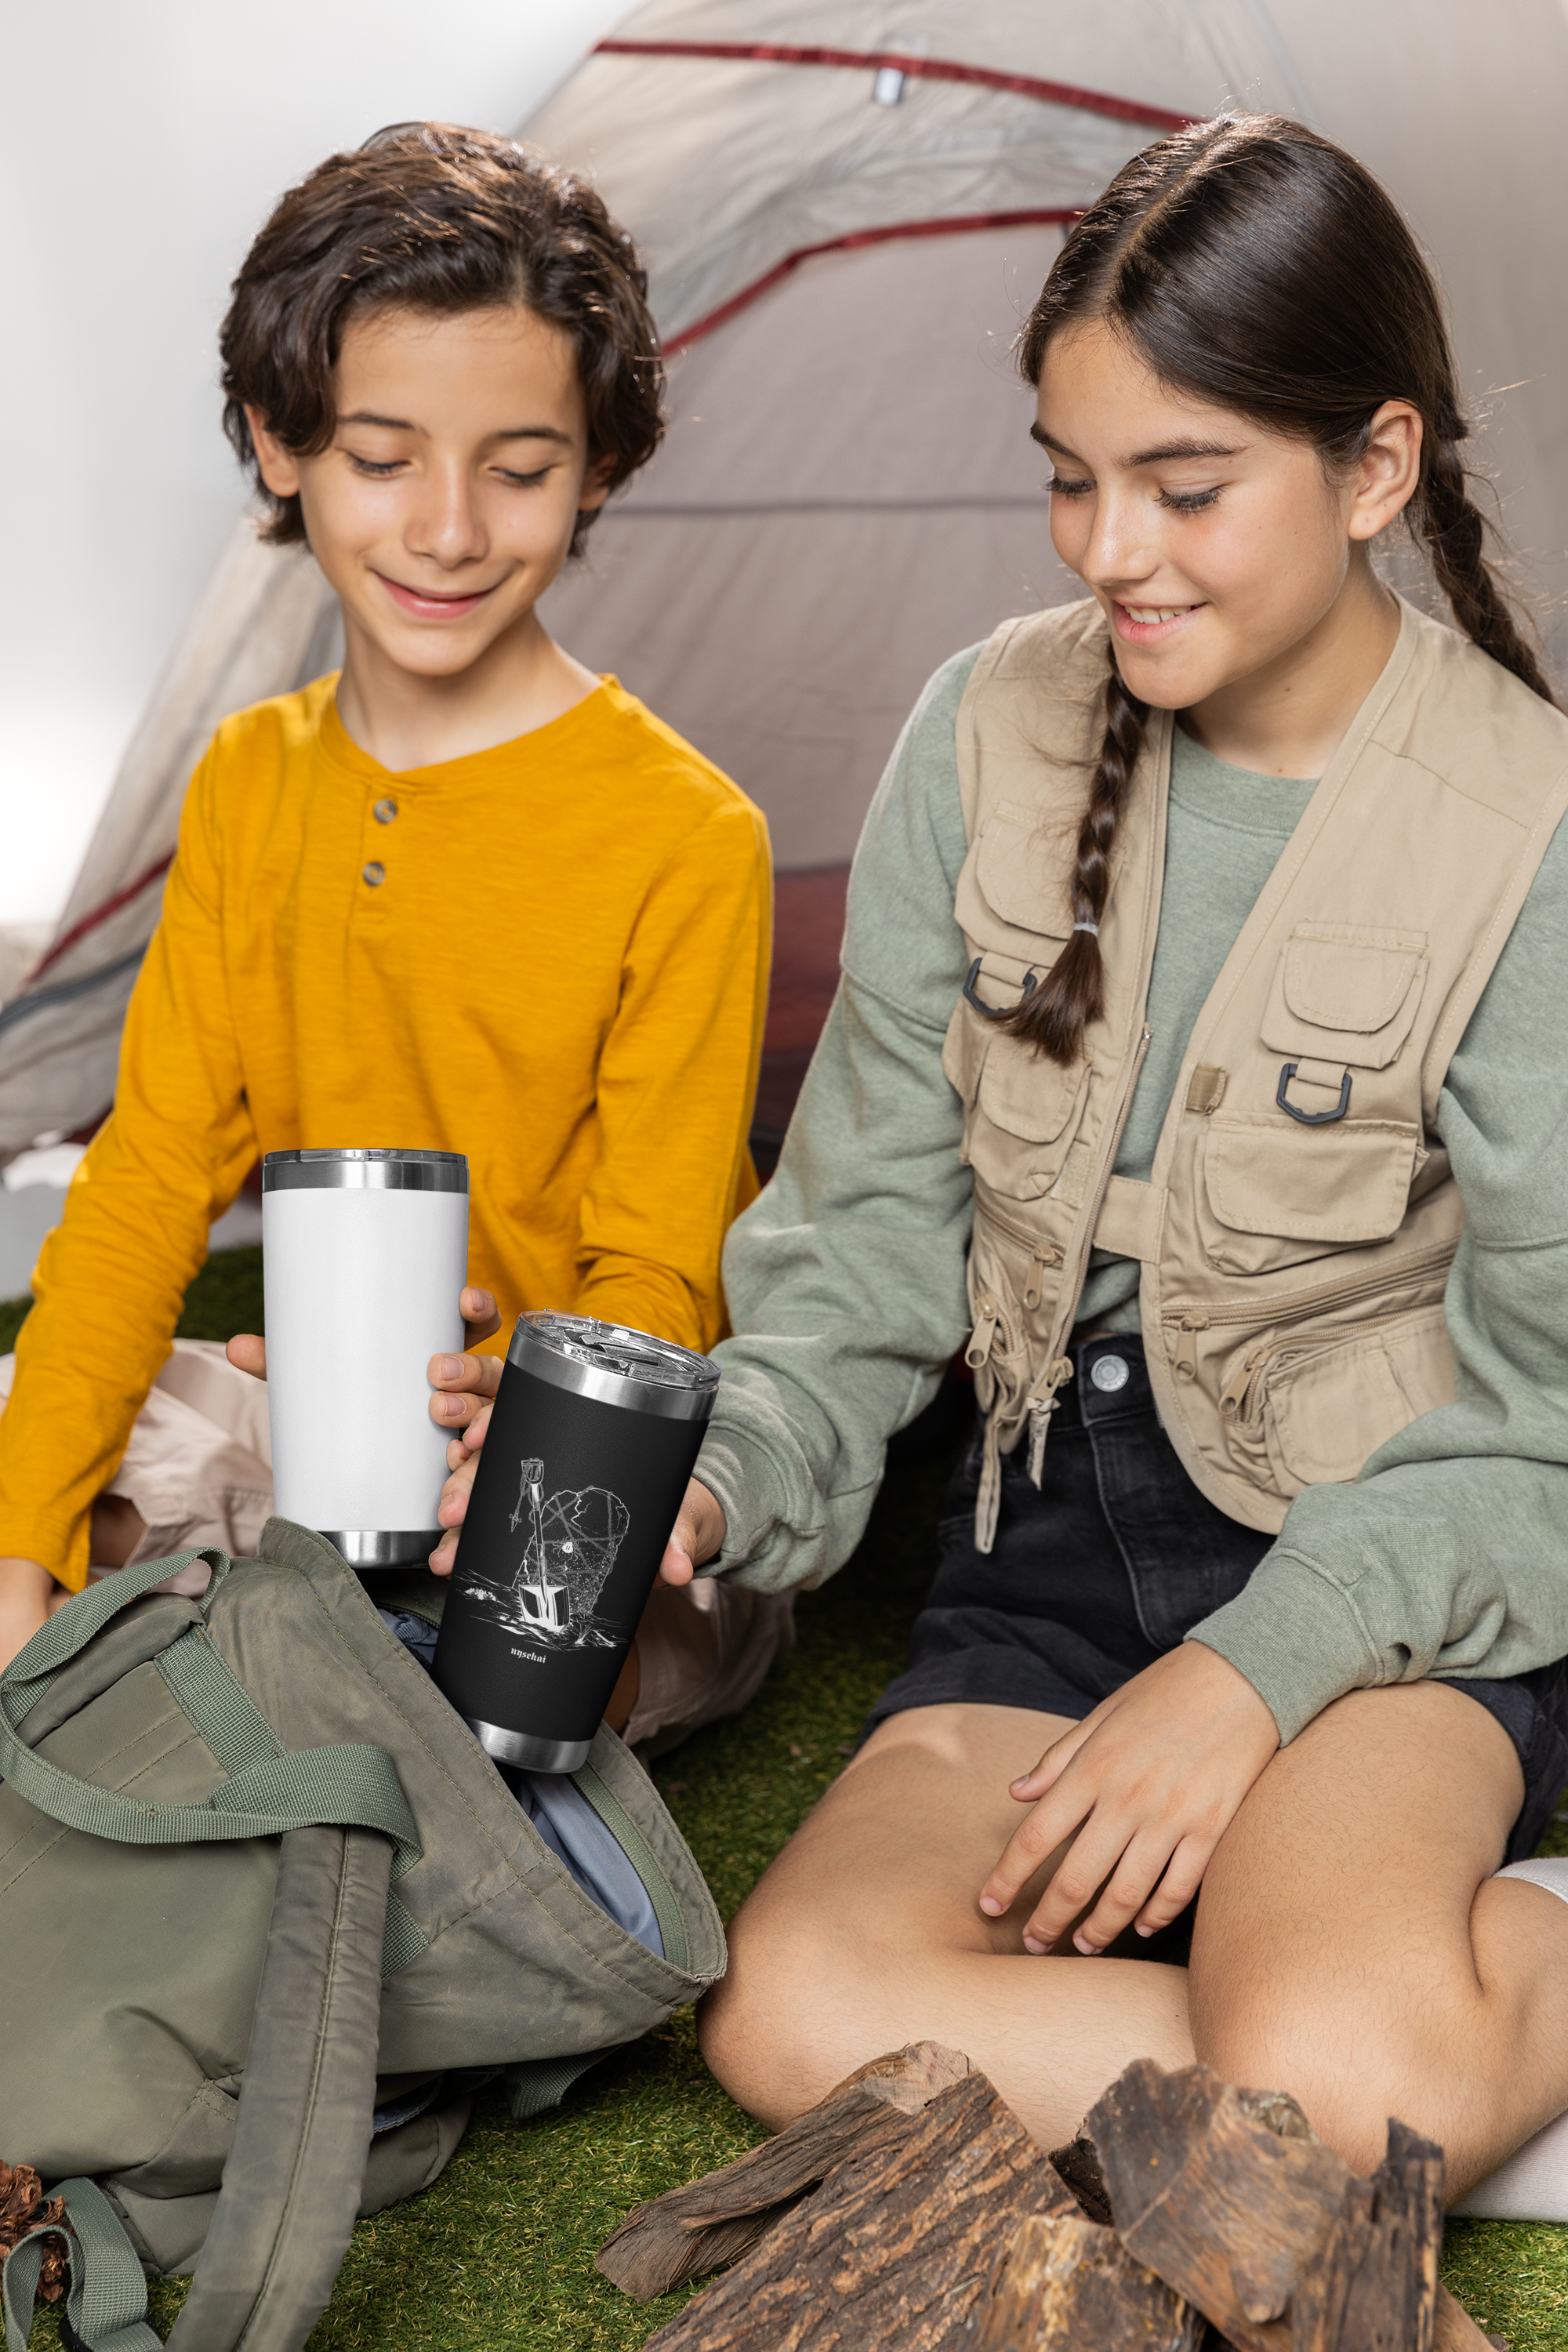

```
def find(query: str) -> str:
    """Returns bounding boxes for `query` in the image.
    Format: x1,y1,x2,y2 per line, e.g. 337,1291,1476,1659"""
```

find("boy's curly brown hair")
220,122,663,556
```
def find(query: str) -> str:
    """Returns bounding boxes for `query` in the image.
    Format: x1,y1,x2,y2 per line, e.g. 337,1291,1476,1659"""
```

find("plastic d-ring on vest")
1276,1062,1353,1125
962,957,1038,1019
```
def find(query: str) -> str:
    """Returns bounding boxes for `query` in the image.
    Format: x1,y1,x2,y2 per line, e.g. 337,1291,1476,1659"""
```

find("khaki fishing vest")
944,597,1568,1548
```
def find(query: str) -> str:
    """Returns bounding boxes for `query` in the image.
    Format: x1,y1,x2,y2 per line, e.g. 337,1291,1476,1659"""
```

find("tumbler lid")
263,1148,468,1194
507,1312,720,1421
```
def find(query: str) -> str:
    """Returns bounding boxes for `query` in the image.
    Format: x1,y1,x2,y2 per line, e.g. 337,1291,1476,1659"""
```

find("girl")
440,113,1568,2196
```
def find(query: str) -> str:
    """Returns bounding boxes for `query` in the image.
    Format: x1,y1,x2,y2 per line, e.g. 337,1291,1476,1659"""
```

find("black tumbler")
431,1312,720,1772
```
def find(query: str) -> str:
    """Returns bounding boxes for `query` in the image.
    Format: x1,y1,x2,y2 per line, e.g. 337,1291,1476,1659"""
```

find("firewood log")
596,2041,971,2299
1084,2060,1352,2352
970,2210,1206,2350
1287,2117,1443,2352
639,2068,1072,2351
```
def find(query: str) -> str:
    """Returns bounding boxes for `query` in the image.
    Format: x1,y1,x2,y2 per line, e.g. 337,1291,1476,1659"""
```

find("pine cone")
0,2161,71,2302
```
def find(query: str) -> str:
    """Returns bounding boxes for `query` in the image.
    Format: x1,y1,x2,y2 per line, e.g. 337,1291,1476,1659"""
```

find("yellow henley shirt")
0,673,771,1588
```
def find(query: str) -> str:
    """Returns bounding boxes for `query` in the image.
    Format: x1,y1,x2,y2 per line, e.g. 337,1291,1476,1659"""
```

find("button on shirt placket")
361,796,397,894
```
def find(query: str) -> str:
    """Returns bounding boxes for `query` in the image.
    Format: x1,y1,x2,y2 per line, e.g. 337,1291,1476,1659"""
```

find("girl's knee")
1193,1991,1450,2176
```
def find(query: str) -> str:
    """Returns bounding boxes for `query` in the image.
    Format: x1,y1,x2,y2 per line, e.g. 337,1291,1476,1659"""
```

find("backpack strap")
3,2176,160,2352
164,1824,393,2352
0,1550,423,1881
2,1829,393,2352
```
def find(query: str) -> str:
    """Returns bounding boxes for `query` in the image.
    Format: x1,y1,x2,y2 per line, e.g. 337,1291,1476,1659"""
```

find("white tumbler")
262,1148,469,1567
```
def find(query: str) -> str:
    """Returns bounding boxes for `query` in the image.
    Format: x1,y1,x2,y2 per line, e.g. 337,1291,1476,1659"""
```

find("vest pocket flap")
1261,924,1428,1069
1203,1114,1421,1245
1264,1307,1456,1490
974,799,1076,937
978,1033,1090,1146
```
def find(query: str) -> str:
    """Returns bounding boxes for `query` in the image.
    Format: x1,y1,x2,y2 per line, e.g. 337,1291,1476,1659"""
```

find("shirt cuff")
1185,1547,1380,1744
691,1416,799,1593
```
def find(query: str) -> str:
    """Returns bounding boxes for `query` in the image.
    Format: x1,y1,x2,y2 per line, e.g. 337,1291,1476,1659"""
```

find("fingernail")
1135,1923,1153,1937
1022,1934,1047,1955
1073,1933,1100,1955
439,1395,466,1417
436,1356,463,1382
978,1895,1003,1915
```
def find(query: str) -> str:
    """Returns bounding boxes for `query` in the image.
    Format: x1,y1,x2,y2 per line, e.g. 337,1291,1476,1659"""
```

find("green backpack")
0,1519,724,2352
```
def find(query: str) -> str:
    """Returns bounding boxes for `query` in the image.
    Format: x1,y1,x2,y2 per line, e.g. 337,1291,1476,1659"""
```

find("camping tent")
5,0,1566,1156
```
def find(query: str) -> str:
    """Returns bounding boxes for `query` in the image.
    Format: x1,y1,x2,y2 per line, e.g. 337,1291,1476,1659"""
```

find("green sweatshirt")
696,646,1568,1743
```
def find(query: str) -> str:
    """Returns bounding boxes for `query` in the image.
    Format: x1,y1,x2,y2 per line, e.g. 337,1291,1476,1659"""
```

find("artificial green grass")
6,1247,1568,2345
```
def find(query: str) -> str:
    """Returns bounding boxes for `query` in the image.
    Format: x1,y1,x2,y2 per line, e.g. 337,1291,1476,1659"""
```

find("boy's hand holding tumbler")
262,1149,720,1771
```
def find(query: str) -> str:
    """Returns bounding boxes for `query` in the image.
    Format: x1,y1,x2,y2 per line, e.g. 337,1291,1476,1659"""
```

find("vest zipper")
1218,1292,1445,1428
1173,1312,1210,1382
1023,1243,1065,1312
1027,1359,1075,1480
1166,1236,1457,1388
965,1294,1004,1370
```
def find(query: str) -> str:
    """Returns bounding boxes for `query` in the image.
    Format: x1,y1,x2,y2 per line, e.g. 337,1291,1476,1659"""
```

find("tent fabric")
0,522,339,1149
6,0,1567,1156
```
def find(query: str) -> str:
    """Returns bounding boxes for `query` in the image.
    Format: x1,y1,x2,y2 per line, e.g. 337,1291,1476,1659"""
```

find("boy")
0,125,785,1733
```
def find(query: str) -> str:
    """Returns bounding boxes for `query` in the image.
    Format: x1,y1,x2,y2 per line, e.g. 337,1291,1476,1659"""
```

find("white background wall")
0,0,624,931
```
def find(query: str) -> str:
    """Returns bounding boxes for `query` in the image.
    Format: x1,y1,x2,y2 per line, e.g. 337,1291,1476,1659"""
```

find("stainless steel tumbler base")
321,1529,441,1568
465,1718,593,1774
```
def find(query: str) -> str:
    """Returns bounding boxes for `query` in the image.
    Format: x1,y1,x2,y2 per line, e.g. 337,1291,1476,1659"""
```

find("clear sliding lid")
507,1312,720,1421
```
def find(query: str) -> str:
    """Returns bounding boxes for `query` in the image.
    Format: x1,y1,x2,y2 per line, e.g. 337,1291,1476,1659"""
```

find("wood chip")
970,2210,1205,2350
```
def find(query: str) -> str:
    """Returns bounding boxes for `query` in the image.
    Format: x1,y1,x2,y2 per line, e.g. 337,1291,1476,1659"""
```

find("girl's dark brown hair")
1010,112,1554,1065
220,122,662,555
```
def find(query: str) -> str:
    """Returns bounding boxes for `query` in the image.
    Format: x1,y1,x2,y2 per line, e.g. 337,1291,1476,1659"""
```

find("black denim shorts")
868,1333,1568,1865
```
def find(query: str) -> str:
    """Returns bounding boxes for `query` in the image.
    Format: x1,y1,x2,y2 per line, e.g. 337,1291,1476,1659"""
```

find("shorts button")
1090,1352,1130,1393
361,862,386,887
373,798,398,824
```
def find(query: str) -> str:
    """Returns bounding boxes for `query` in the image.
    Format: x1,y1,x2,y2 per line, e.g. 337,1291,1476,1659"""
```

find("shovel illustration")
511,1456,568,1632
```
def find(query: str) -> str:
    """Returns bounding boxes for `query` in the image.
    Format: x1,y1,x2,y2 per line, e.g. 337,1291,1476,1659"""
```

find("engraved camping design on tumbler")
432,1312,720,1773
456,1450,633,1650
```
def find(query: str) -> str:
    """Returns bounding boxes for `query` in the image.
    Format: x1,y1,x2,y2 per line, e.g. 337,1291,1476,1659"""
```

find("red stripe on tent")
670,209,1082,349
592,38,1200,133
27,851,173,985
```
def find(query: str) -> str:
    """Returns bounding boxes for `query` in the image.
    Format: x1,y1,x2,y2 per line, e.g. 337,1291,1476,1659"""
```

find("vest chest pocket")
1261,923,1429,1069
963,1025,1091,1200
1198,1115,1424,1276
942,950,1091,1201
1199,921,1431,1276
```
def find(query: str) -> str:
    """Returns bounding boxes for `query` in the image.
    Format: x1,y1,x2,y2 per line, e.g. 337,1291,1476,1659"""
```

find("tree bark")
596,2042,972,2300
970,2210,1206,2351
1084,2060,1352,2352
640,2069,1071,2351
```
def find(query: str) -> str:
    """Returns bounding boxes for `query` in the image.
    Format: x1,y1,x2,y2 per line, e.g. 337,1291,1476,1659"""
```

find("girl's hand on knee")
977,1642,1279,1955
658,1479,726,1590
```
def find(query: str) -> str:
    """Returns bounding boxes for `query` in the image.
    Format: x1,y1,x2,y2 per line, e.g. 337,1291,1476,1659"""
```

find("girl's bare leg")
702,1684,1568,2196
698,1701,1193,2145
1191,1679,1568,2197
